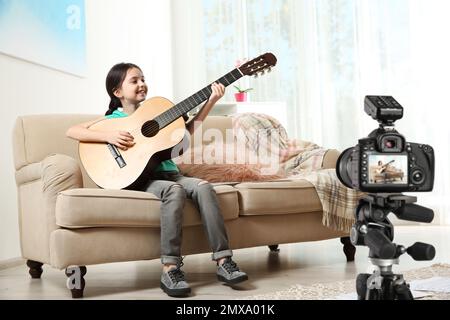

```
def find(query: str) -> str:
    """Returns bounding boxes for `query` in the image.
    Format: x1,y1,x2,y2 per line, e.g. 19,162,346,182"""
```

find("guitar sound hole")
141,120,160,138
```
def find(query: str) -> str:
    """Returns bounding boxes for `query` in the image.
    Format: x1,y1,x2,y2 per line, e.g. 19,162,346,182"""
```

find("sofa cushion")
55,185,239,228
234,180,322,216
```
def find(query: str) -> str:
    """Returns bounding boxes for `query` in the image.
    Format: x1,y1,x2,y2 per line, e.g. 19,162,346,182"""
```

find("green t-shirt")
105,109,179,173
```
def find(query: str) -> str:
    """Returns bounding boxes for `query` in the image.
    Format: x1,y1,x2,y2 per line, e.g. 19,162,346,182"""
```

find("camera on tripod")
336,96,436,300
337,95,434,193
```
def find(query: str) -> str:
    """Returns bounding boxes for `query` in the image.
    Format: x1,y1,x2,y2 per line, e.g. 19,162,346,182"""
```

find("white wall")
0,0,174,262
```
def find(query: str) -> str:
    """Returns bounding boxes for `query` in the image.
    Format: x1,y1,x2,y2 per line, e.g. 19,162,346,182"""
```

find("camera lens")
336,148,354,189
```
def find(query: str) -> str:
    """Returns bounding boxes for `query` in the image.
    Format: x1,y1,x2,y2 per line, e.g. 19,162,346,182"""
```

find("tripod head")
351,193,436,300
350,193,435,260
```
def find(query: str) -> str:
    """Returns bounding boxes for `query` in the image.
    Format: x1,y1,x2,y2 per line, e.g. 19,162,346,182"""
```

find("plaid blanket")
231,112,363,233
231,113,327,172
287,169,365,233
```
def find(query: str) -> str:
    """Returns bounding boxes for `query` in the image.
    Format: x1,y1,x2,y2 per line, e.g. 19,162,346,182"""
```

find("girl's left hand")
209,82,225,104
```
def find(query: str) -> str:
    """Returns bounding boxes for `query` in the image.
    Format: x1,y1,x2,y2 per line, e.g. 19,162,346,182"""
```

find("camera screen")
368,155,408,185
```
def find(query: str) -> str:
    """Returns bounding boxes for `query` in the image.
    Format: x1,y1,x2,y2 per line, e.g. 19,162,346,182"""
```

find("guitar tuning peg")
267,67,272,73
260,70,265,76
254,73,259,78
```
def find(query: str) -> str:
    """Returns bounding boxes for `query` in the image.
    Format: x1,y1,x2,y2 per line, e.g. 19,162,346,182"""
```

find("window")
173,0,450,224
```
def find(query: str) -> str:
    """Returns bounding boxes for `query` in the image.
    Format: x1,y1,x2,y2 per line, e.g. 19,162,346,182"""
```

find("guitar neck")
155,68,244,128
382,160,395,168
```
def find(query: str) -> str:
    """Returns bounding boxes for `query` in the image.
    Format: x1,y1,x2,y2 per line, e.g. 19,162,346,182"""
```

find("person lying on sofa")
66,62,248,297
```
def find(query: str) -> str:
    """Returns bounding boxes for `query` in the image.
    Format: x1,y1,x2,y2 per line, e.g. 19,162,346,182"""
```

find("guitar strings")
118,116,182,138
113,68,247,137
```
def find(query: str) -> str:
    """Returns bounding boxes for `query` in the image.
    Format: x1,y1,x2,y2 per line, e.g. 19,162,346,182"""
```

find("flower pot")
235,92,247,102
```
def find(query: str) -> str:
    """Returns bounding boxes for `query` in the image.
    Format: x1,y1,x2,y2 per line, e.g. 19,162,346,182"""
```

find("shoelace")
222,258,239,273
168,260,185,283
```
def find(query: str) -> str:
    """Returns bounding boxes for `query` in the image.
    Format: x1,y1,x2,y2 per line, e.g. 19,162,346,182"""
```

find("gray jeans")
141,171,233,265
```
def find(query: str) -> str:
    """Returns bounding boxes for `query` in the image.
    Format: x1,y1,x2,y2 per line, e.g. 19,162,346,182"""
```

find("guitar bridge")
107,144,127,168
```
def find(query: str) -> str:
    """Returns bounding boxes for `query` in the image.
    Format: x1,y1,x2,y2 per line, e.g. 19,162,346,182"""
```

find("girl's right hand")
105,131,135,150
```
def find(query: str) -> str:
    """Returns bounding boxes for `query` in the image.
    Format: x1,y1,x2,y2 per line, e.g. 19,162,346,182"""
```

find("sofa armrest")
40,154,83,194
15,154,83,264
15,162,42,186
15,154,83,190
322,149,341,169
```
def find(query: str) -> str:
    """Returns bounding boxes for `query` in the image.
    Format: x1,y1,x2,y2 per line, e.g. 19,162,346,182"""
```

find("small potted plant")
233,85,253,102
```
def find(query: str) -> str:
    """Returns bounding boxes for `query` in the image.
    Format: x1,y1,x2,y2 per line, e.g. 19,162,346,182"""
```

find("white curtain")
171,0,450,225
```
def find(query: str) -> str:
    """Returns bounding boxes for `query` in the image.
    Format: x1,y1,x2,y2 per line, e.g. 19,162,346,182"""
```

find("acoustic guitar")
79,52,277,190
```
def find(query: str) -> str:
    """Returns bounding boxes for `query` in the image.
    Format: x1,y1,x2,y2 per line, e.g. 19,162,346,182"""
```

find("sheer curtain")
171,0,450,225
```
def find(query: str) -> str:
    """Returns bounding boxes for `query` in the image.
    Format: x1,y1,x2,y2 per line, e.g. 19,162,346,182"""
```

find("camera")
336,95,436,300
336,95,434,193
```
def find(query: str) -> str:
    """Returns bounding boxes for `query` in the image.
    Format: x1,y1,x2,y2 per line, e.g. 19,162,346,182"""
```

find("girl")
66,63,248,297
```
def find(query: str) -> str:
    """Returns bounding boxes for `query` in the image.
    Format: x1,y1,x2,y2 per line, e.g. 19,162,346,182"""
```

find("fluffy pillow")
178,163,285,183
175,142,285,183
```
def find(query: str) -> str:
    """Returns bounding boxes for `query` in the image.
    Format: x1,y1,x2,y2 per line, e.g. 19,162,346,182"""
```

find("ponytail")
105,96,122,116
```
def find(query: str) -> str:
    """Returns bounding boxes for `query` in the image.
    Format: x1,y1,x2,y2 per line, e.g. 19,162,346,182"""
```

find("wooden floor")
1,226,449,300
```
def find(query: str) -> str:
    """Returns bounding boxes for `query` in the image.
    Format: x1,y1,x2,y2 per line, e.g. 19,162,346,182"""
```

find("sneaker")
217,257,248,284
160,261,191,297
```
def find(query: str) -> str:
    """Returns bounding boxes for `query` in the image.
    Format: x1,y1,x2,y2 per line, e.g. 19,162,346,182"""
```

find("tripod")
350,193,435,300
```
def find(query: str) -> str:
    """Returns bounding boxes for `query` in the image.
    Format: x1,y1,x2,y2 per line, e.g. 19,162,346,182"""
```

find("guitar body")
79,97,187,190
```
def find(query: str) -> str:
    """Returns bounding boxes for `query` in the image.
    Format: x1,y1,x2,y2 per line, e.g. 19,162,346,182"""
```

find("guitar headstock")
238,52,277,77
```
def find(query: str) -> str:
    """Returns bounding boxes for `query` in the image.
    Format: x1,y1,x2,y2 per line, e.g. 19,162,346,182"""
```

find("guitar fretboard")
154,68,243,128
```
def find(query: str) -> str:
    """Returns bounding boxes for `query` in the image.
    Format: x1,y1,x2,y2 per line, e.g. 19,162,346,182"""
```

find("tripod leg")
356,273,370,300
383,277,398,300
367,288,382,300
366,272,384,300
395,284,414,300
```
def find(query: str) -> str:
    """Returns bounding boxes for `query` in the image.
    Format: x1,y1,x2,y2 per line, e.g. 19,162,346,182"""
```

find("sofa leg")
268,245,280,252
340,237,356,262
65,266,87,298
26,260,43,279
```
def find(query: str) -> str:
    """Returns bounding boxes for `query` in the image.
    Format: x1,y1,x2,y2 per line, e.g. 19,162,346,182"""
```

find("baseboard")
0,257,25,270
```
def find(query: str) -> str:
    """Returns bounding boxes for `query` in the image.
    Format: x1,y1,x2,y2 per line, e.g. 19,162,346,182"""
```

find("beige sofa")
12,114,355,298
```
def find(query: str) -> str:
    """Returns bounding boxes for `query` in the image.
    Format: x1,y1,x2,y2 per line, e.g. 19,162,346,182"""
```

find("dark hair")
105,62,141,116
